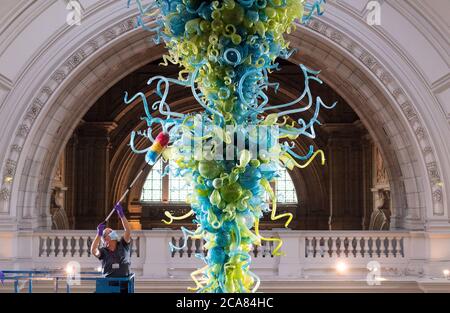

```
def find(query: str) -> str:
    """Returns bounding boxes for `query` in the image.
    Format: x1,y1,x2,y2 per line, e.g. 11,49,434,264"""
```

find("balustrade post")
385,237,392,258
305,237,312,258
49,236,56,257
299,233,306,263
143,229,171,278
392,237,398,257
77,236,83,257
42,236,49,257
15,231,34,269
355,237,362,258
276,230,301,277
330,237,338,258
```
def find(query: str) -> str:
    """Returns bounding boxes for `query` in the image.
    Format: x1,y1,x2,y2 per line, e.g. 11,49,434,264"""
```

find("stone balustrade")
20,229,417,280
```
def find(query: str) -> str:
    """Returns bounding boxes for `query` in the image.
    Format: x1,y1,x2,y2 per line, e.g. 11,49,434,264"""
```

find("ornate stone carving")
52,70,66,83
360,53,377,69
330,31,343,42
103,29,117,41
5,159,16,175
380,73,392,85
41,86,53,98
50,186,69,230
11,145,22,153
0,188,10,200
17,124,30,137
375,147,388,185
400,103,418,121
66,50,85,70
120,19,135,32
50,153,68,229
415,127,425,139
422,146,433,155
25,104,40,122
87,40,99,52
426,162,440,184
370,189,391,230
393,89,403,98
53,157,64,184
432,189,442,203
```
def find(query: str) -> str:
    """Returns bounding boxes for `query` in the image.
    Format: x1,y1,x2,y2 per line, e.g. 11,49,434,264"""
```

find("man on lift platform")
91,203,132,293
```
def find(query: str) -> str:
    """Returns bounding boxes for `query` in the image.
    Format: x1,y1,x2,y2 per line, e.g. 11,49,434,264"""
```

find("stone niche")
369,146,391,230
50,154,69,230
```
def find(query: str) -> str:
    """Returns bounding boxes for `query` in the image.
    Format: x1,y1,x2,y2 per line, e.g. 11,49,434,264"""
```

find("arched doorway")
55,57,387,231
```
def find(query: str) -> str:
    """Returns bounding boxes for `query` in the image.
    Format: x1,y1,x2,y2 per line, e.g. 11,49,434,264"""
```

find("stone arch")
0,7,446,231
0,18,168,228
283,19,445,229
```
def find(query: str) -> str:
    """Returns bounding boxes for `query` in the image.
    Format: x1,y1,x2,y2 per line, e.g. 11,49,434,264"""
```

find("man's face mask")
102,229,119,245
108,230,119,241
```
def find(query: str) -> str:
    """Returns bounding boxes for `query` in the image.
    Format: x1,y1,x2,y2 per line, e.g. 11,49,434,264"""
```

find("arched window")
168,161,190,202
275,168,298,204
141,161,298,204
140,158,163,202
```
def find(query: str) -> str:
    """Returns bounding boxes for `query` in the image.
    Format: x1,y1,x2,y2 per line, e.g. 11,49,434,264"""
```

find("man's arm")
115,203,131,243
90,235,102,258
91,222,105,257
120,215,131,244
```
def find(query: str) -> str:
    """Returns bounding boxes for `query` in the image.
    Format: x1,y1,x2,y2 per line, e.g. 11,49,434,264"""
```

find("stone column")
360,128,374,230
72,121,117,229
65,134,77,228
323,123,365,230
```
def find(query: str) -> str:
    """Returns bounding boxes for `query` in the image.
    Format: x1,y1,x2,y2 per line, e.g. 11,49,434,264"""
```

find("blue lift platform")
0,270,135,293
